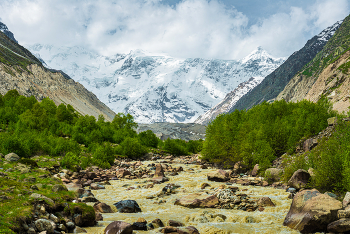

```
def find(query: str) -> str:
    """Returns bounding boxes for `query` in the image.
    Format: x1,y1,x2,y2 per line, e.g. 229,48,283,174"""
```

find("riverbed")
85,159,298,234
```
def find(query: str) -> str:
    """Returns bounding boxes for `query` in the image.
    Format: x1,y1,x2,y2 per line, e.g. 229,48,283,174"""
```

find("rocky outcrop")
104,221,133,234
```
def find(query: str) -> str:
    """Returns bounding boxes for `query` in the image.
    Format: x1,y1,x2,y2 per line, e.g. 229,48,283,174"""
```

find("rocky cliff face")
229,20,342,112
0,22,17,43
25,45,284,123
277,15,350,114
195,77,263,125
0,23,115,121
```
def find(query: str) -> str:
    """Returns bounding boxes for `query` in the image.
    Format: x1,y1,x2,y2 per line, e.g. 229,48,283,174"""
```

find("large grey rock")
114,200,142,213
5,153,20,162
34,219,54,234
104,221,133,234
287,169,310,190
283,189,342,233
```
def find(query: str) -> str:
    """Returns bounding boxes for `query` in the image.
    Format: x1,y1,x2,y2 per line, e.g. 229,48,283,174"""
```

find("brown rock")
200,183,210,189
257,197,275,207
93,202,114,213
168,220,184,227
95,212,103,221
137,218,147,223
343,192,350,207
174,193,219,208
287,169,310,190
151,218,164,228
327,218,350,233
207,169,229,182
152,176,169,183
185,226,199,234
258,207,265,212
160,226,188,234
154,164,165,177
65,183,82,192
116,168,131,178
283,189,342,233
104,221,133,234
251,164,259,177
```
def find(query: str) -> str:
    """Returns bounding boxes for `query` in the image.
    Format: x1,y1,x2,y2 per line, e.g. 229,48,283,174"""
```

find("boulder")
159,226,187,233
52,184,68,192
343,192,350,207
327,218,350,233
287,169,310,190
174,193,219,208
154,164,165,177
65,183,82,192
5,153,20,162
251,164,259,177
168,220,184,227
303,138,318,152
265,168,283,182
30,193,54,204
72,226,88,233
34,219,54,234
257,197,275,207
283,189,342,233
116,168,131,177
132,222,147,231
114,200,142,213
104,221,133,234
151,218,164,228
95,212,103,221
90,183,105,190
207,169,229,182
93,202,114,213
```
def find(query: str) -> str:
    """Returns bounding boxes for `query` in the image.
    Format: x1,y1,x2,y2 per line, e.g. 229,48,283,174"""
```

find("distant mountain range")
26,44,285,123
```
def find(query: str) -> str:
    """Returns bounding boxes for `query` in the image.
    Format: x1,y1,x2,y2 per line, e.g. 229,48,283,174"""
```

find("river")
85,159,298,234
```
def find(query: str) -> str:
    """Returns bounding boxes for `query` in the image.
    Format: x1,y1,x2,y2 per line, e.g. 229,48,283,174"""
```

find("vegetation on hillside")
0,90,202,170
202,99,336,170
301,15,350,77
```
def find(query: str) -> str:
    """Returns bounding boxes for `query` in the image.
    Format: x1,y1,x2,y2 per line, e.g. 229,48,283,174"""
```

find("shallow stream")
85,160,299,234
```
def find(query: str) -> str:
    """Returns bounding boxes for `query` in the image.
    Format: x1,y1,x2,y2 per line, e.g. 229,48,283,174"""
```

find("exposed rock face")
0,63,115,121
287,169,311,190
230,20,342,112
104,221,133,234
174,193,219,208
0,26,115,121
277,17,350,114
283,189,342,233
0,22,17,43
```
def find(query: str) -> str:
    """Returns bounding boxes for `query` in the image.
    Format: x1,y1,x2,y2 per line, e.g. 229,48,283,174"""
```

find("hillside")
276,14,350,114
0,27,115,121
228,20,342,111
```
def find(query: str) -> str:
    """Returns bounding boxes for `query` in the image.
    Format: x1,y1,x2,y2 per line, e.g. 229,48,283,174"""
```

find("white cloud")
0,0,349,59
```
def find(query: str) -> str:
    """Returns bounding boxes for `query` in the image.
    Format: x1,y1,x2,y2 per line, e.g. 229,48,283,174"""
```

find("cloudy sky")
0,0,349,59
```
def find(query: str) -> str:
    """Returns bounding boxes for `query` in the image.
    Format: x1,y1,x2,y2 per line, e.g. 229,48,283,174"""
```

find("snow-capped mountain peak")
0,22,18,43
25,44,285,123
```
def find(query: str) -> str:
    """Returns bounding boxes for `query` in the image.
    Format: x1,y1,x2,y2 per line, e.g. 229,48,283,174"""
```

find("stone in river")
151,218,164,228
93,202,114,213
207,169,230,182
283,189,342,233
154,164,165,177
104,221,133,234
168,220,184,227
327,218,350,233
174,193,219,208
132,222,147,231
185,226,200,234
257,197,275,207
114,200,142,213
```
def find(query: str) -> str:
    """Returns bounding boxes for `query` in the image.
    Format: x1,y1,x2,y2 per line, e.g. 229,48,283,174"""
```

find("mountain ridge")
26,44,285,123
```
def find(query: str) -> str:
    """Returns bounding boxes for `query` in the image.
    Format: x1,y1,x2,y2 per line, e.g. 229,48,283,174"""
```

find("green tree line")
0,90,202,169
202,99,336,170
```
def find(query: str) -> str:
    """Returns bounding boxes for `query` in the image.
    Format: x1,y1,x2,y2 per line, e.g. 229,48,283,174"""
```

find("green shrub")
120,137,147,158
138,130,159,148
60,152,80,171
163,138,189,156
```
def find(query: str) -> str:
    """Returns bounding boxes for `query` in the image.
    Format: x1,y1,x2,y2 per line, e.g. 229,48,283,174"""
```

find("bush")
60,152,80,171
138,130,159,148
120,137,147,158
163,138,189,156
